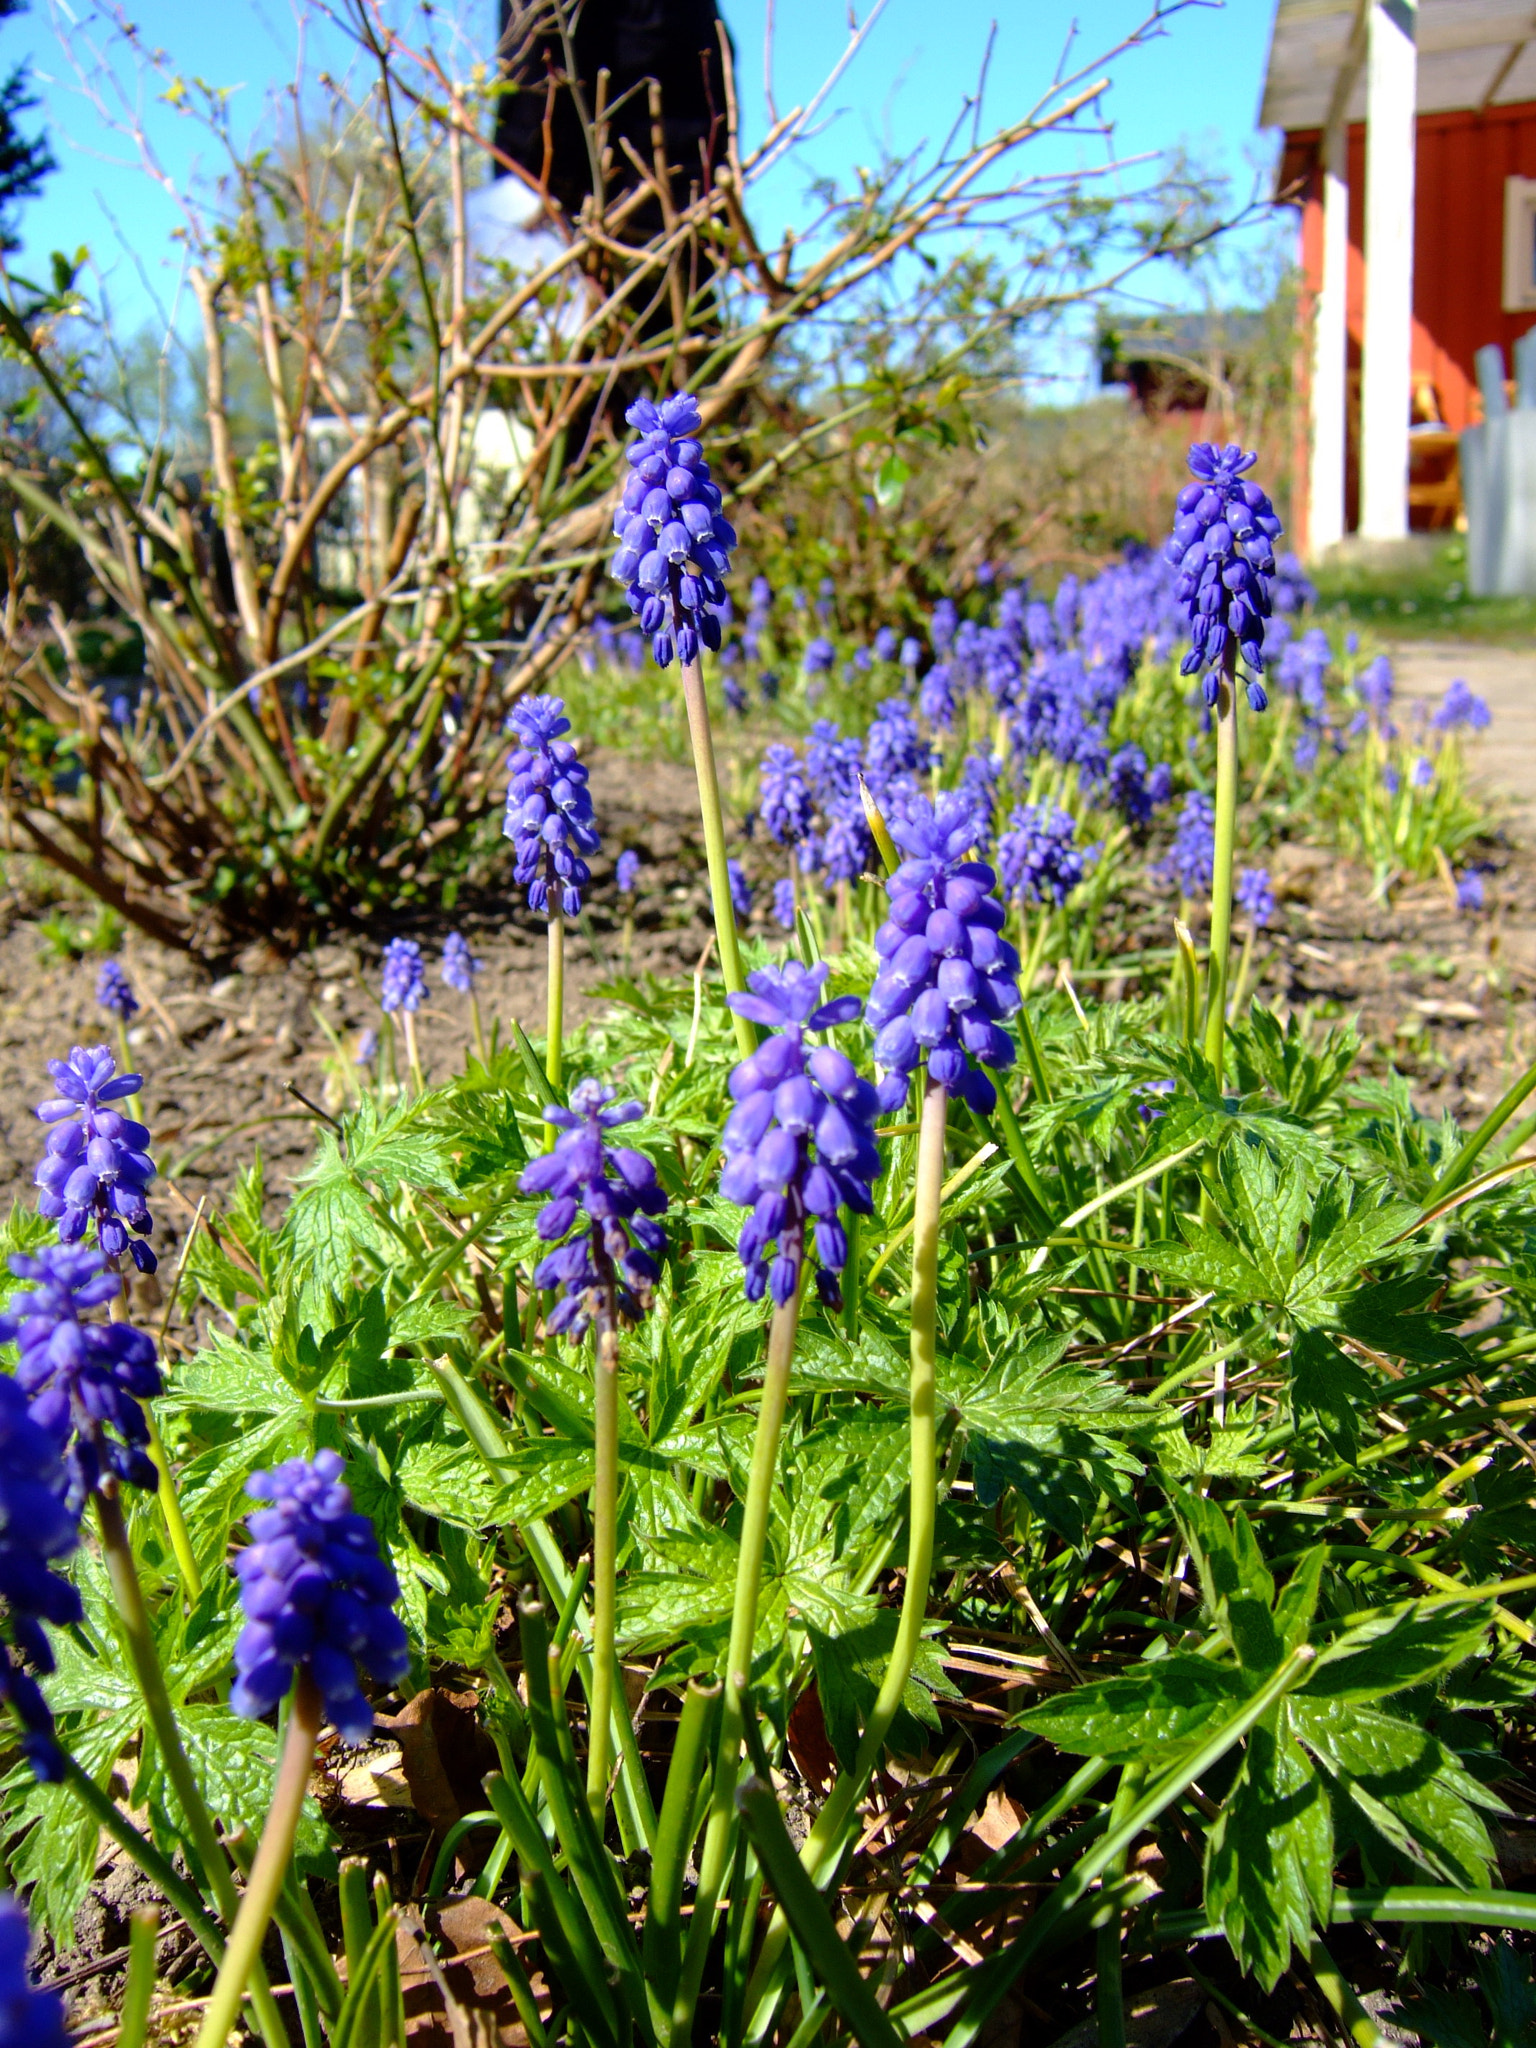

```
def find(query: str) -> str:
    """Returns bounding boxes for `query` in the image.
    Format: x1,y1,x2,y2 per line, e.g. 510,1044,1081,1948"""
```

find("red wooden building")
1264,2,1536,556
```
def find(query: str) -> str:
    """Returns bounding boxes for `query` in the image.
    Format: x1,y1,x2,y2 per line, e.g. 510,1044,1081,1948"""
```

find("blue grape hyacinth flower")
719,961,878,1310
440,932,483,994
1235,866,1275,929
758,744,815,850
95,959,137,1021
1164,443,1284,710
0,1375,84,1783
33,1046,157,1273
231,1450,409,1744
863,793,1022,1117
773,878,797,931
0,1895,68,2042
380,938,427,1014
503,695,601,917
519,1081,669,1341
1154,791,1217,897
0,1246,162,1509
616,849,641,896
997,802,1091,909
611,392,736,668
728,859,753,923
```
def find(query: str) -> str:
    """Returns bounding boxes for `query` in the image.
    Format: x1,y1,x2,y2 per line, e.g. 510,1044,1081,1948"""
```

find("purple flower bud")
231,1450,408,1744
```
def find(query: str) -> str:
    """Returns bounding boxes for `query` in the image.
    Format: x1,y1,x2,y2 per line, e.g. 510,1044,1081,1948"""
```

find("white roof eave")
1261,0,1536,131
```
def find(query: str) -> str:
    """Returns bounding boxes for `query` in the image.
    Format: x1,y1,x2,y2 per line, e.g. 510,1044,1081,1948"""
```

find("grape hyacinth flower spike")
96,959,137,1068
231,1450,408,1741
520,1081,669,1342
504,694,601,1089
380,936,426,1013
517,1080,668,1811
1164,442,1283,1083
0,1376,83,1782
616,849,642,972
0,1246,162,1507
380,936,428,1093
863,791,1022,1118
440,931,482,994
0,1897,68,2044
718,960,878,1311
610,392,752,1051
33,1046,157,1273
96,957,137,1019
1164,442,1283,710
610,392,734,670
441,931,486,1064
198,1452,408,2048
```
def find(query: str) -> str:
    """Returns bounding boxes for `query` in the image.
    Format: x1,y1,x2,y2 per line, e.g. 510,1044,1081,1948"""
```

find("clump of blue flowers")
504,695,601,917
440,932,483,994
0,1375,83,1782
380,938,427,1014
1236,867,1275,928
864,793,1021,1116
33,1046,157,1273
519,1081,669,1341
611,393,736,668
0,1246,162,1507
719,962,878,1309
0,1895,68,2041
1164,443,1283,708
95,959,137,1021
230,1449,409,1744
1434,677,1491,733
997,802,1091,908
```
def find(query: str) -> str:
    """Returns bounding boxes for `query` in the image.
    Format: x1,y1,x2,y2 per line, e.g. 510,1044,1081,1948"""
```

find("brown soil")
0,751,719,1258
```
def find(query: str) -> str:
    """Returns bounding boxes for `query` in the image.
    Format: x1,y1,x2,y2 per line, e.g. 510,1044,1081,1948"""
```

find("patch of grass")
1311,535,1536,645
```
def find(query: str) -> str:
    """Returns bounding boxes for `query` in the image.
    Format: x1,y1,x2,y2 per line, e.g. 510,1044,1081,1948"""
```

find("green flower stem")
1431,1048,1536,1196
431,1357,655,1851
1308,1937,1390,2048
736,1776,906,2048
143,1405,203,1601
94,1488,292,2048
1202,645,1240,1085
470,989,488,1068
192,1674,324,2048
744,1077,947,2019
402,1009,425,1095
107,1273,201,1602
115,1906,159,2048
643,1679,719,1996
1093,1761,1145,2048
673,1253,804,2042
586,1313,621,1819
546,913,565,1093
676,624,755,1061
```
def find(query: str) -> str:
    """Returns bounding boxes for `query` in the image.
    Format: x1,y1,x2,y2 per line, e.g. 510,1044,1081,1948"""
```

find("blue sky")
8,1,1281,396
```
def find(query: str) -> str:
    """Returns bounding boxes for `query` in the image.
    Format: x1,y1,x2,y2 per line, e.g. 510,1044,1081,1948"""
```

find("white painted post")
1360,0,1418,541
1310,113,1350,557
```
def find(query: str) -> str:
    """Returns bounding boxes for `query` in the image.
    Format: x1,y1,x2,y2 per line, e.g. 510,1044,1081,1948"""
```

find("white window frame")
1504,176,1536,312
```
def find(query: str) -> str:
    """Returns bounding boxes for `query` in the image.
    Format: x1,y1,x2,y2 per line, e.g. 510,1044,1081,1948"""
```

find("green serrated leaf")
1204,1711,1332,1992
1017,1654,1249,1763
1305,1603,1491,1704
808,1609,958,1766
